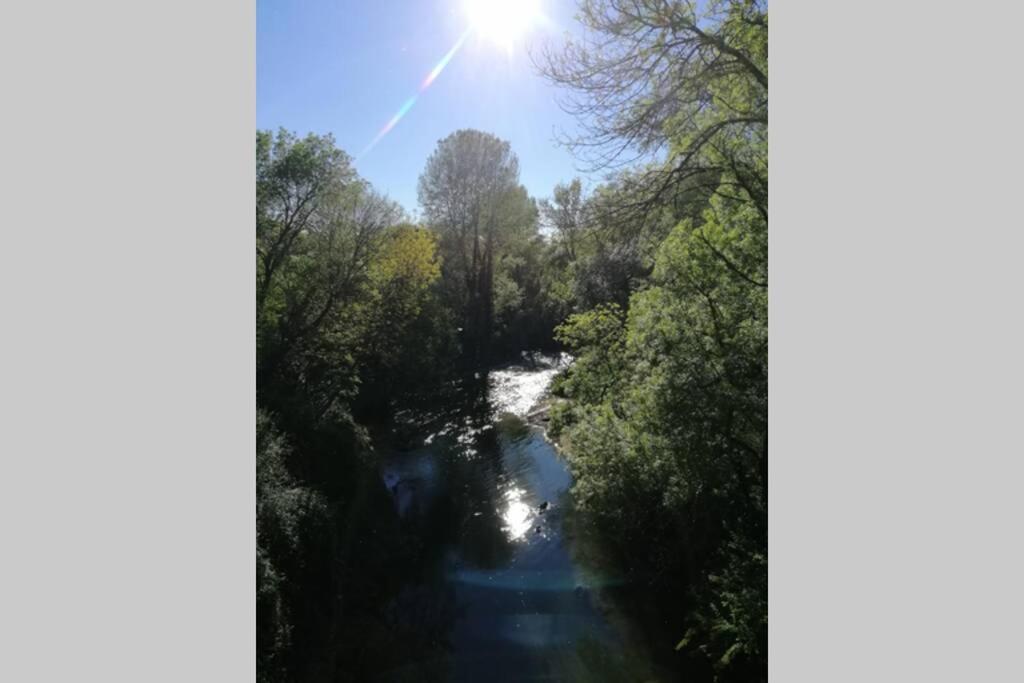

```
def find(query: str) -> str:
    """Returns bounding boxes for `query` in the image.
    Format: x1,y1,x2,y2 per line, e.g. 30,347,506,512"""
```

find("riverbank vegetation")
257,0,766,680
544,2,767,678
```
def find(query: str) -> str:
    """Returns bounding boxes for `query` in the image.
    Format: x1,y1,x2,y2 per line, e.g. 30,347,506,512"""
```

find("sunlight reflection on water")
500,486,534,540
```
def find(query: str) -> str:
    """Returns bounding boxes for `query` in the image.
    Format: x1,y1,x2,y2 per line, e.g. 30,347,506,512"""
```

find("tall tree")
418,129,537,358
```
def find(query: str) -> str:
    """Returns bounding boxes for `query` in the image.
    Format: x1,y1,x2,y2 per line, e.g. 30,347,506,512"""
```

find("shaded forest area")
257,1,766,680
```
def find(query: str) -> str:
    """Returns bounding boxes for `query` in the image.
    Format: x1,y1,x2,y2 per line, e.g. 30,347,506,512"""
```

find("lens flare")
359,2,548,159
358,28,472,159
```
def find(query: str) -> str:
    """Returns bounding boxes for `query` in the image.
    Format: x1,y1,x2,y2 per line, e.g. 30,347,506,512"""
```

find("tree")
257,129,357,314
536,0,767,224
537,1,768,678
257,129,404,425
256,133,452,682
355,224,454,410
417,129,537,359
540,178,587,262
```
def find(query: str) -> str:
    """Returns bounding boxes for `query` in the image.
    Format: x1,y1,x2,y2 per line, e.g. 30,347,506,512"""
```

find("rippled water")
487,351,572,418
374,353,657,681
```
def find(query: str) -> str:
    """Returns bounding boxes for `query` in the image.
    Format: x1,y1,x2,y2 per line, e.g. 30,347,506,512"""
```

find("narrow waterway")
374,353,662,682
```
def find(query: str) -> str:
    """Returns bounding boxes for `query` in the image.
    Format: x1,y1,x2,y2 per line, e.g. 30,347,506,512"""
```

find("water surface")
375,353,660,682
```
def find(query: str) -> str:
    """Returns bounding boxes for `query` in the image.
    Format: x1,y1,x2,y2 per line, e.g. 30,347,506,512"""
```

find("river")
373,352,665,682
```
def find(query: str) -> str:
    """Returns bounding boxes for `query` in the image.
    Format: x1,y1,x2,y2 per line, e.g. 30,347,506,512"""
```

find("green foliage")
549,190,767,679
538,0,767,212
357,224,456,408
417,129,540,358
492,267,523,330
553,304,627,406
255,131,459,680
540,178,586,261
536,1,768,678
369,224,441,294
257,129,409,433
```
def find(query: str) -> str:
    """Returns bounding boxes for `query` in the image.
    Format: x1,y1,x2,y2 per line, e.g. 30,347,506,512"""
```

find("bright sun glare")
464,0,543,49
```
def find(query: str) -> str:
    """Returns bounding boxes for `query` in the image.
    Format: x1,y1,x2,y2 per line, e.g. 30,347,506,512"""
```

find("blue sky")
257,0,590,218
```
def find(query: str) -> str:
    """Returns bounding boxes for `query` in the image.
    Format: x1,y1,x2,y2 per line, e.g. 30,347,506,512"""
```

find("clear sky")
257,0,590,218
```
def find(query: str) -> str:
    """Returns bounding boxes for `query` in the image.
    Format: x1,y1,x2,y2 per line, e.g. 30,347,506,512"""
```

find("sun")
463,0,543,50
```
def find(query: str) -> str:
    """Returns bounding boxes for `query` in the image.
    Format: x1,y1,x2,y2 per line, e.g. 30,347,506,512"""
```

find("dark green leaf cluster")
256,410,331,682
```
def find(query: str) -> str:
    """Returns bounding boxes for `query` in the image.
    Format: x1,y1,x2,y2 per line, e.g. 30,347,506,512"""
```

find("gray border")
1,0,1023,680
0,1,255,680
772,0,1024,680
